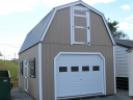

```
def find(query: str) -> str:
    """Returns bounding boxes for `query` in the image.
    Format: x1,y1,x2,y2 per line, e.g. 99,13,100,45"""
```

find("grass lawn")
0,60,19,87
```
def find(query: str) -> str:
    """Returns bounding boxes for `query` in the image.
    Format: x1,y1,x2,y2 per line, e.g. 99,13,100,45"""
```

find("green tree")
107,19,127,39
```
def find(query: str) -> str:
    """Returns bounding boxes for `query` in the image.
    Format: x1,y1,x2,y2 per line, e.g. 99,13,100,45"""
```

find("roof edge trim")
102,15,116,45
40,9,56,41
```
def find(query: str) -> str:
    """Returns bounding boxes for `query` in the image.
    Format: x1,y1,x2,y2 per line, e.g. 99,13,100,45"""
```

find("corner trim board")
113,46,117,93
102,15,115,45
41,9,56,41
38,43,43,100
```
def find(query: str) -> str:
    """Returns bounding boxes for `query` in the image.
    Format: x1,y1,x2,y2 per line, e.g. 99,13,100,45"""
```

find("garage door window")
82,66,89,71
93,66,100,71
71,66,79,72
59,66,67,72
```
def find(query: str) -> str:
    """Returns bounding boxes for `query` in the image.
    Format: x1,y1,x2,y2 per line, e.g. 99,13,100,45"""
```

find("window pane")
75,17,87,27
74,10,86,15
75,28,87,42
71,66,79,72
59,66,67,72
29,58,36,78
82,66,89,71
20,61,23,75
93,66,100,71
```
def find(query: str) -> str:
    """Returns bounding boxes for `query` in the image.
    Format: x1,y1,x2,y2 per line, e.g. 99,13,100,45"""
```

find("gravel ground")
83,90,133,100
11,88,133,100
11,88,33,100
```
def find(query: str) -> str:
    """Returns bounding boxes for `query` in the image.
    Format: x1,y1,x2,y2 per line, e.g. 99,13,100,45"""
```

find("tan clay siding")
44,8,70,44
42,7,114,100
19,45,39,100
90,11,112,46
75,28,87,42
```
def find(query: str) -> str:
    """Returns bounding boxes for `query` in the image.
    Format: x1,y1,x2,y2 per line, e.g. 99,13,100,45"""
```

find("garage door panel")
58,81,81,97
55,53,105,98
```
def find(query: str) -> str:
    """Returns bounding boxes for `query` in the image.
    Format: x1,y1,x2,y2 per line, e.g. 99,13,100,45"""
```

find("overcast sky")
0,0,133,59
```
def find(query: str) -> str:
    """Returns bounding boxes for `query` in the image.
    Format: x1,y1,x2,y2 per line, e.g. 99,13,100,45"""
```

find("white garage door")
55,52,106,99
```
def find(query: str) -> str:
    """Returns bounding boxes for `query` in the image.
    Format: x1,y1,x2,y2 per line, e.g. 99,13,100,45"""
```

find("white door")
55,53,106,99
23,60,29,92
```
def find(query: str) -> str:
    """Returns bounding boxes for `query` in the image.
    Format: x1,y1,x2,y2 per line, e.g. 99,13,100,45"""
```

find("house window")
29,58,36,78
71,6,90,44
20,61,24,75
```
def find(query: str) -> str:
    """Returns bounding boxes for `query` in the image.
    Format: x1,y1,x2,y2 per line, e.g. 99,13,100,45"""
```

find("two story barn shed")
19,1,116,100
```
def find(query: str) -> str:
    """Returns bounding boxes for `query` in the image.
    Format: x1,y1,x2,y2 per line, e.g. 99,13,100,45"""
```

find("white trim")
74,14,87,18
38,43,43,100
73,5,88,11
55,1,103,16
70,5,91,45
71,41,86,44
102,15,115,45
103,53,107,95
75,26,87,29
54,53,57,100
41,9,56,41
113,46,117,94
70,6,75,44
54,52,107,100
23,59,29,92
86,10,91,43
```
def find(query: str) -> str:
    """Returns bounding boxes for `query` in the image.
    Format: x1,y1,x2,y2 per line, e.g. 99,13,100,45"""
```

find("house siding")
19,45,39,100
115,46,129,77
42,7,114,100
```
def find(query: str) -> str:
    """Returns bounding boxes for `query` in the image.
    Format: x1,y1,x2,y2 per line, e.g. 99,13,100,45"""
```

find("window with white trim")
20,61,24,76
71,6,90,44
29,58,36,78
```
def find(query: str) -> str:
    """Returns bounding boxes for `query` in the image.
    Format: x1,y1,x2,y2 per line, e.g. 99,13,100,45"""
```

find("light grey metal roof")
19,9,55,53
116,39,133,49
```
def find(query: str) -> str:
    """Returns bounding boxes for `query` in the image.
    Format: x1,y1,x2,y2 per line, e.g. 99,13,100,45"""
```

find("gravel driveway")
83,90,133,100
11,88,33,100
11,88,133,100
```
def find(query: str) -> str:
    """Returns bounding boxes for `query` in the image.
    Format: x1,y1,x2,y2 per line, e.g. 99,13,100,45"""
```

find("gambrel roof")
20,10,55,52
19,0,115,53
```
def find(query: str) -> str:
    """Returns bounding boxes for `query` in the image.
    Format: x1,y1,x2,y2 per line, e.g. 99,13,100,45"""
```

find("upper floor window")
29,58,36,78
71,6,90,44
20,61,24,76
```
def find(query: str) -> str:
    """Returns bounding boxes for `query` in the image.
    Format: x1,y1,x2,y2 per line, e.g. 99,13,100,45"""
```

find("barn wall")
19,45,39,100
42,6,114,100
